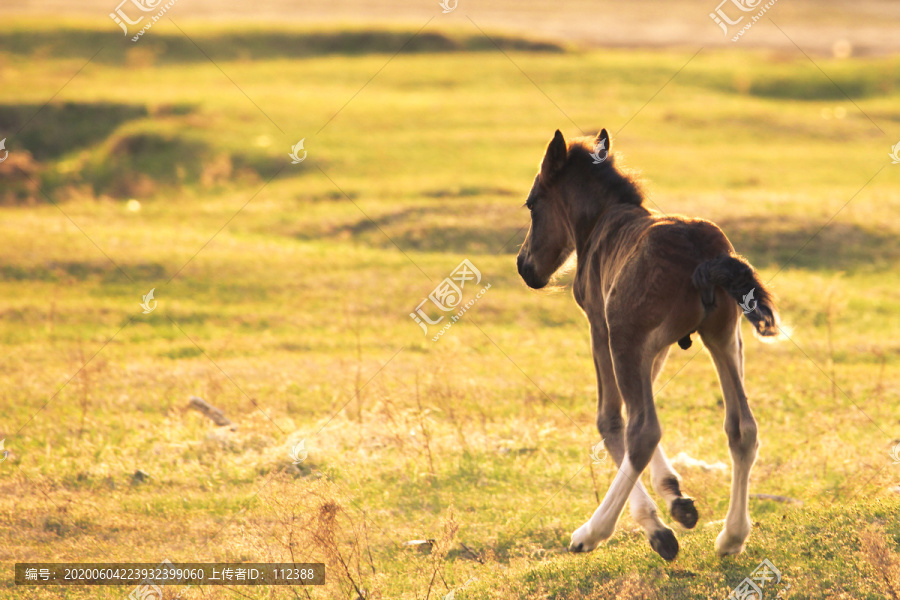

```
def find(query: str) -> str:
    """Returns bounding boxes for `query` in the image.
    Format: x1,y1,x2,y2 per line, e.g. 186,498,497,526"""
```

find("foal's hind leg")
577,326,674,558
647,348,699,529
700,321,758,556
571,338,677,560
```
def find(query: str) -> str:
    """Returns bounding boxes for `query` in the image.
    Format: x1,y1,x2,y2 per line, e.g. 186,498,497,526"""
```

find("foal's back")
578,205,739,348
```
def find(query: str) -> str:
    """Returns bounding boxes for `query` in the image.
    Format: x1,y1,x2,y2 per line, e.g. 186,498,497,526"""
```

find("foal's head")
517,128,637,289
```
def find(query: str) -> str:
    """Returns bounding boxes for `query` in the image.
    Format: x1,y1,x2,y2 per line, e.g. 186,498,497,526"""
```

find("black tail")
692,254,780,337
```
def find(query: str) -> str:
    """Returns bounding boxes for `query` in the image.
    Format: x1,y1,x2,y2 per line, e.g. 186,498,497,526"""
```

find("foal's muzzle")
517,254,545,289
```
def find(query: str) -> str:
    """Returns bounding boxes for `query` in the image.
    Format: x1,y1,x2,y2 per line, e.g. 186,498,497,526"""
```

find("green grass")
1,19,899,600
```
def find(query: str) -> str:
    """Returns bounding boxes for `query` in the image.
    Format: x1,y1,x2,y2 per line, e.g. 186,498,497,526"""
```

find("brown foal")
516,129,780,561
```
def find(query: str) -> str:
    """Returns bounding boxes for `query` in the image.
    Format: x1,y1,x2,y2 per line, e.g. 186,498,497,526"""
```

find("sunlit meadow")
1,18,899,599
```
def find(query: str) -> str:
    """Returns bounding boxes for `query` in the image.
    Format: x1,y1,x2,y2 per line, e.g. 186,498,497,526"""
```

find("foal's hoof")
648,528,679,562
569,537,596,553
670,497,699,529
715,530,747,556
568,535,595,553
567,524,602,553
568,541,586,553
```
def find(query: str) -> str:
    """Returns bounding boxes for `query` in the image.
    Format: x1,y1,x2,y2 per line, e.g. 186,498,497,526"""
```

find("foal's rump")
635,215,779,345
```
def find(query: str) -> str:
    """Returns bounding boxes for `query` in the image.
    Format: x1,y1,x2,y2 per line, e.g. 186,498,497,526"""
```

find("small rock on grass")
188,396,233,428
403,539,435,553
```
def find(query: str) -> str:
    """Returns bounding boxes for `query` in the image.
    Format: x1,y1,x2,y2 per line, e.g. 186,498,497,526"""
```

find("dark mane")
568,141,645,207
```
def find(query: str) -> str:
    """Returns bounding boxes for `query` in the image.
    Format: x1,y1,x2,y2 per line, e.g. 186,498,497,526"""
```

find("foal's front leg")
649,446,699,529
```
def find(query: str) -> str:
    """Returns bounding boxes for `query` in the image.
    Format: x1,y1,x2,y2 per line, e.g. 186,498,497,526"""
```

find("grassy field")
1,19,900,599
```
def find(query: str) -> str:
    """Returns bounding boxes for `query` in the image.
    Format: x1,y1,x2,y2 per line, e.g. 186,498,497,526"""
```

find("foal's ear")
595,128,611,152
540,129,567,183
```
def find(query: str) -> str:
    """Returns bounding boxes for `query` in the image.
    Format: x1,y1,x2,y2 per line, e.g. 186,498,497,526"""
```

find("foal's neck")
567,175,648,257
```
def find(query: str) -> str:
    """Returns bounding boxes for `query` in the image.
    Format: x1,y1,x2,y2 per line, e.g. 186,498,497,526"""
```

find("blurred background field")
1,2,899,598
